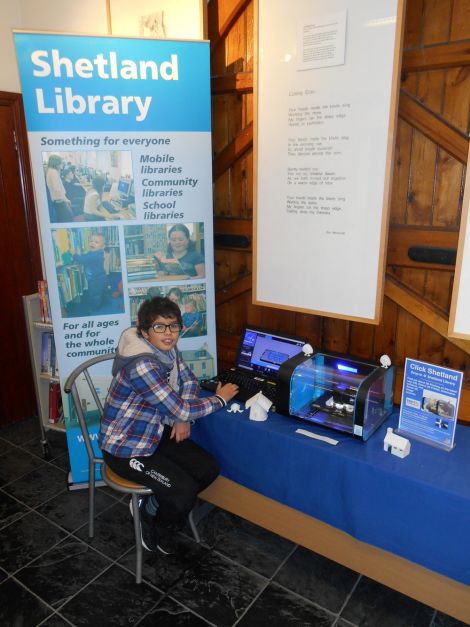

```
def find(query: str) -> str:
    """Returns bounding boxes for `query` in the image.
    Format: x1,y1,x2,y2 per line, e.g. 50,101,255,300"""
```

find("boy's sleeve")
129,358,222,422
179,358,200,400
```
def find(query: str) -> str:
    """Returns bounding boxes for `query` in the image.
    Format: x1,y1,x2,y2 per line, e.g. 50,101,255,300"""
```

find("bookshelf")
23,293,64,458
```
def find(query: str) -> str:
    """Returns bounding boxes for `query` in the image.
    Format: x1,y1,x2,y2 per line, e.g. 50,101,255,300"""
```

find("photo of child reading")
125,223,205,283
52,226,124,318
43,149,136,223
129,284,207,338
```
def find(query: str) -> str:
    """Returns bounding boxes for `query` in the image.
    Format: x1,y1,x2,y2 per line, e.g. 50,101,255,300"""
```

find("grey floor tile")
197,507,295,578
0,447,46,487
0,576,53,625
16,537,112,609
3,463,67,507
139,597,213,626
432,611,470,626
238,581,336,626
0,510,68,574
274,546,359,613
36,487,116,533
22,429,69,461
0,489,29,530
74,500,138,560
340,577,435,627
119,532,209,590
0,417,41,446
171,550,267,627
59,563,162,626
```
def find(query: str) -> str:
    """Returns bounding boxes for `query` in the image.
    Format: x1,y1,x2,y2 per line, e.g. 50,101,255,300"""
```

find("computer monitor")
118,178,131,198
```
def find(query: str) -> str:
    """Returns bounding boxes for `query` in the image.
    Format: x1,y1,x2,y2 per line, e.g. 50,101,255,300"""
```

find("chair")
64,352,200,584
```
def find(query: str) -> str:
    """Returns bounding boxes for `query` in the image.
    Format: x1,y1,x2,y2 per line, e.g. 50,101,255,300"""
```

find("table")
191,406,470,623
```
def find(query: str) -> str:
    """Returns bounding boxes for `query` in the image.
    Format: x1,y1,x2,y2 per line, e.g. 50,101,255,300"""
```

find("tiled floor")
0,417,468,627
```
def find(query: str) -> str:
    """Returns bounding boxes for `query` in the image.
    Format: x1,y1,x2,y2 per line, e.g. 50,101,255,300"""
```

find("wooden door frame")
0,91,42,281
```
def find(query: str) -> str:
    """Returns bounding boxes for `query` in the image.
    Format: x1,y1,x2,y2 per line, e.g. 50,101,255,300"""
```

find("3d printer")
277,351,395,440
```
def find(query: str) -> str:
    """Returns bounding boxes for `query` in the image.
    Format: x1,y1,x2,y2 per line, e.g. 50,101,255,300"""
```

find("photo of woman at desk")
125,223,205,282
42,149,136,223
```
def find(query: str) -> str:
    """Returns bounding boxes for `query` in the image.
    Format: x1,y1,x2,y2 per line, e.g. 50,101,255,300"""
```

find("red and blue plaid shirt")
99,354,223,458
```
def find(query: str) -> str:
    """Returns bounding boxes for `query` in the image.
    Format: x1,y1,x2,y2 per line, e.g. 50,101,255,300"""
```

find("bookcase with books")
23,283,64,458
52,226,122,316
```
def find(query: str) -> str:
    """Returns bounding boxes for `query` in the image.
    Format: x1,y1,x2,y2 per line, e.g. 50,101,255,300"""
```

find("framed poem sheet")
254,0,405,323
449,144,470,339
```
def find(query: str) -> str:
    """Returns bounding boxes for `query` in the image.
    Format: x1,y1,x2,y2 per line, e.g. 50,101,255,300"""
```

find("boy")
99,296,238,554
72,233,109,313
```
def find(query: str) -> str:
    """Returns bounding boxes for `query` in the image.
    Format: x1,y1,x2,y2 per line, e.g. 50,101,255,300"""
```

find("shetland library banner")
14,32,216,485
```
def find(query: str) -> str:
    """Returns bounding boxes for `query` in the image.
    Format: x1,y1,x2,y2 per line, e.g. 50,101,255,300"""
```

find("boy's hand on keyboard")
216,382,239,402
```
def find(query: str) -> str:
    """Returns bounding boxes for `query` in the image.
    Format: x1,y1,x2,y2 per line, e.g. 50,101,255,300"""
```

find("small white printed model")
383,427,411,458
227,402,244,414
245,391,273,421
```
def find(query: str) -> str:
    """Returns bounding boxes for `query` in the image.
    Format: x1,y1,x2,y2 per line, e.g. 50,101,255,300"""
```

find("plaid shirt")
99,354,223,458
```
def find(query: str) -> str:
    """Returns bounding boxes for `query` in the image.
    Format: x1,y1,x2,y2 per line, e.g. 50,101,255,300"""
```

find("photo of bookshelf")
124,222,205,282
43,149,136,223
129,283,208,337
52,226,124,317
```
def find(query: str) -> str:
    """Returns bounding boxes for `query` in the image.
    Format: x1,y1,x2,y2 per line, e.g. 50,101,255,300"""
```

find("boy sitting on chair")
99,296,238,555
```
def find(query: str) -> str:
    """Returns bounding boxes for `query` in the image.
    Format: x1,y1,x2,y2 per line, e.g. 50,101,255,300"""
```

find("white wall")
0,0,109,93
0,0,204,93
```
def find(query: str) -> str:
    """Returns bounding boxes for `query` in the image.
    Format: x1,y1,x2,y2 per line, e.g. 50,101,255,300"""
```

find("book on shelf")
48,382,63,424
37,280,51,323
41,331,58,376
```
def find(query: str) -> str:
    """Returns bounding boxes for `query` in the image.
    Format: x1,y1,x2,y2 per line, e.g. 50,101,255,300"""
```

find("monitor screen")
236,327,306,376
118,178,131,196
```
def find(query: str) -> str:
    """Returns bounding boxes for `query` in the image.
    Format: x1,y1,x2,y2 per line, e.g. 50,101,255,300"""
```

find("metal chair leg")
188,508,200,543
88,461,95,538
131,493,143,584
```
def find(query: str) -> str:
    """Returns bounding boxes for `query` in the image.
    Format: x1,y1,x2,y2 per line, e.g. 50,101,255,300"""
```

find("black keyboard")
201,370,277,403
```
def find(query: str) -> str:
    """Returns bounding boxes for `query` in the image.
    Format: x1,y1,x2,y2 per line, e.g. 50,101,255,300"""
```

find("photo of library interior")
2,1,470,626
43,149,136,223
51,226,124,317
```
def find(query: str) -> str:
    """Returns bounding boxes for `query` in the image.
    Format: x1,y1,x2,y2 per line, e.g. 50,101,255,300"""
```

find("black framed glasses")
151,322,182,334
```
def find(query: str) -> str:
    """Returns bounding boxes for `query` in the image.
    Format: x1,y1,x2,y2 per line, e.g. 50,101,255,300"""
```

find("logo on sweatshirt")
129,458,144,472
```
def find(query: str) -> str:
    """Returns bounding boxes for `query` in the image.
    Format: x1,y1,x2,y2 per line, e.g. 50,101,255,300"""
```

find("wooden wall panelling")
432,149,464,227
349,322,376,360
322,318,350,355
421,0,452,45
424,268,454,313
294,313,323,347
403,41,470,72
373,297,399,360
418,325,446,365
450,0,470,41
209,0,470,422
403,0,424,47
390,119,414,224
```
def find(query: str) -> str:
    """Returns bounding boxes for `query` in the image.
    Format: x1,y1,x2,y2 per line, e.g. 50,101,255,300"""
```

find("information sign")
398,358,462,451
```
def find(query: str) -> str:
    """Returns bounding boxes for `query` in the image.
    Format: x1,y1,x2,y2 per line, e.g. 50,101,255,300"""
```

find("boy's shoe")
155,525,178,556
129,496,157,552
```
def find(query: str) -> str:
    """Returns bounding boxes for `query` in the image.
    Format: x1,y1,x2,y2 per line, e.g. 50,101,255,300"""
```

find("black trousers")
102,426,219,528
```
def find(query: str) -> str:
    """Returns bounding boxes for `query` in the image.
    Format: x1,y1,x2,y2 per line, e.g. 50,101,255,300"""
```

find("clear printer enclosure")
288,353,395,440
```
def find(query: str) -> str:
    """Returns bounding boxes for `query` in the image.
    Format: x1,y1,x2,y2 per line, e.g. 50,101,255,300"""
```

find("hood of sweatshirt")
112,327,176,377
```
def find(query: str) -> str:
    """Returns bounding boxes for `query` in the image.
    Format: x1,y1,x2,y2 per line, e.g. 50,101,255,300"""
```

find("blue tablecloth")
191,405,470,585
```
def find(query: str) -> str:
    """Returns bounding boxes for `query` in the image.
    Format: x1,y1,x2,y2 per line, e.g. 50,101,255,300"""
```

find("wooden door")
0,92,42,427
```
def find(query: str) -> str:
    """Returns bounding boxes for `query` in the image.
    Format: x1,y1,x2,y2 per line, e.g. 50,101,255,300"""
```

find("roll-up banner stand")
14,32,216,487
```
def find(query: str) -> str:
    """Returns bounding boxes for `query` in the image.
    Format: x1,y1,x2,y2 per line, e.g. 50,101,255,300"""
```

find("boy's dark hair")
137,296,182,334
